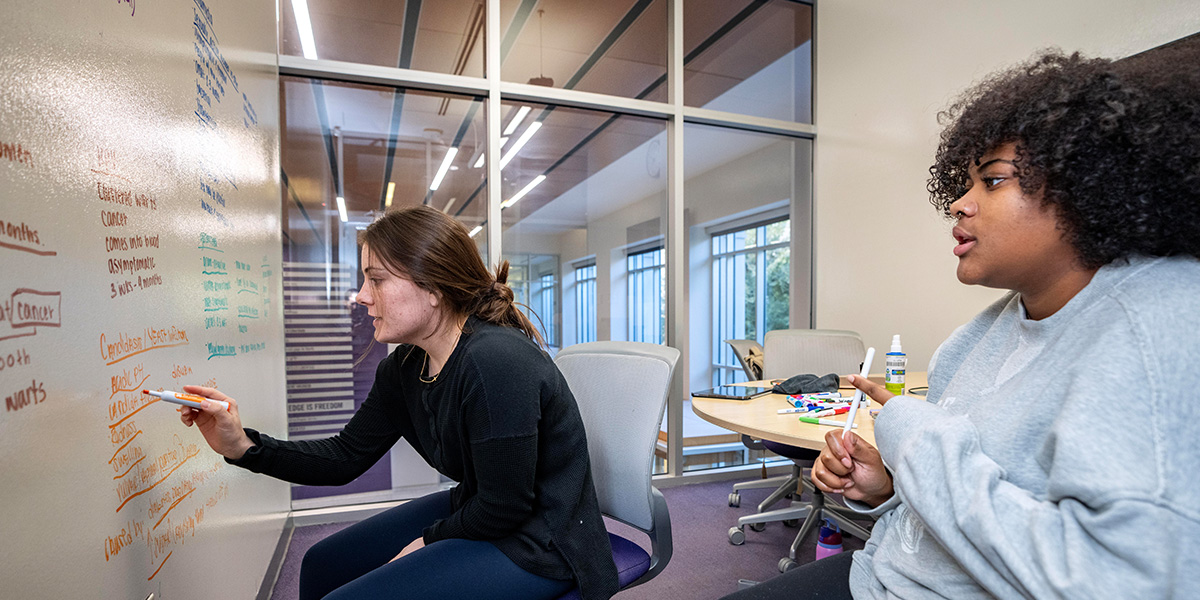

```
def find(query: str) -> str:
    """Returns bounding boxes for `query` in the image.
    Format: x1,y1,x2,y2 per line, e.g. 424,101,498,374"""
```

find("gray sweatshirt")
848,255,1200,599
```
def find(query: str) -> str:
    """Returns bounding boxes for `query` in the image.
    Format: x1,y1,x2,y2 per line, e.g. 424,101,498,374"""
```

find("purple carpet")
270,478,866,600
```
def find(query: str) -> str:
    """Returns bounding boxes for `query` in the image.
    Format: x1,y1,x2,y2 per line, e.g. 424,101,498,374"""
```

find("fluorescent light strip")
470,139,508,169
503,106,531,136
498,121,542,169
429,147,458,191
291,0,318,60
468,225,483,238
384,182,395,207
335,196,347,222
501,175,546,209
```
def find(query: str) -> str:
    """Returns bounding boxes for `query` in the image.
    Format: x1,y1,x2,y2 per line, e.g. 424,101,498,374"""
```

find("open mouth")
952,227,976,257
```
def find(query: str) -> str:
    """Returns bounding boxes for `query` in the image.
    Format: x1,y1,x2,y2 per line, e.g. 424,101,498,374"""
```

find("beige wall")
813,0,1200,370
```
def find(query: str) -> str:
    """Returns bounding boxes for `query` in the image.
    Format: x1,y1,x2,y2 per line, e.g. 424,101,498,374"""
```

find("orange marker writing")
142,389,229,411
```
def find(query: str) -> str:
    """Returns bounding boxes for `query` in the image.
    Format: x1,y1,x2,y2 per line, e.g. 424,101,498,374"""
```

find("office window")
533,271,558,347
712,219,790,386
280,77,487,504
627,247,666,344
280,1,485,76
500,0,668,101
684,0,812,122
504,254,559,348
575,263,597,343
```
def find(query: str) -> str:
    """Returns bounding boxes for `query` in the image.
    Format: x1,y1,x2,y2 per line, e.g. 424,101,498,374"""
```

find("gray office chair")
723,339,807,524
744,329,874,571
554,341,679,596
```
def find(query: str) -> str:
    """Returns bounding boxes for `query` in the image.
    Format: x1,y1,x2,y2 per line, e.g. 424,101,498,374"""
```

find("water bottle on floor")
816,519,843,560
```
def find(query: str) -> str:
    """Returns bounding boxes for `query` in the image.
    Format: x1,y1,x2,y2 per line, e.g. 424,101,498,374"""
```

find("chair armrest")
625,487,672,588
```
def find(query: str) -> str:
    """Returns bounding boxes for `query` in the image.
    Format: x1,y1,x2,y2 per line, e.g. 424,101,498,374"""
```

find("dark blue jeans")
299,490,574,600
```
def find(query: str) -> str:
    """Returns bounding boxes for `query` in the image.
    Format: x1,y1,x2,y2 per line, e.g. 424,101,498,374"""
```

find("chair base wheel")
729,492,741,507
783,518,799,527
749,522,766,532
728,526,746,545
779,557,797,572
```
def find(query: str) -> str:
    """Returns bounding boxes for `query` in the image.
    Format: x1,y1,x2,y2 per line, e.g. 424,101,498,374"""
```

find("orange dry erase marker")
142,389,229,410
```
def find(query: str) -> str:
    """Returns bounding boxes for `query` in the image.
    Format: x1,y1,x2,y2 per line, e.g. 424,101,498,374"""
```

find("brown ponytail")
360,206,548,348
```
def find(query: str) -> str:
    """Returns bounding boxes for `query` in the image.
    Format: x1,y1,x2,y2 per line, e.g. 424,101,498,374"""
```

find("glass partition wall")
278,0,814,505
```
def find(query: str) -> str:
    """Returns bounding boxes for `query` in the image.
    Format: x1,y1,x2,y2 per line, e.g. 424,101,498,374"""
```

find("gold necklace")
419,323,465,384
419,352,439,383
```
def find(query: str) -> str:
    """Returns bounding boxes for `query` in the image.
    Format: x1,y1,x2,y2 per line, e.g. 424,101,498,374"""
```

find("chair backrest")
555,341,679,531
724,339,764,380
762,329,865,381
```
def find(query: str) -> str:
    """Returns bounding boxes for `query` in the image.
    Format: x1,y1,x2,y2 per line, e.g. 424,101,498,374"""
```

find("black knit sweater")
231,317,619,600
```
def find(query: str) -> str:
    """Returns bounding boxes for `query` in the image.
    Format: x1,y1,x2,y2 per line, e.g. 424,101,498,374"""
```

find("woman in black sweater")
179,206,619,600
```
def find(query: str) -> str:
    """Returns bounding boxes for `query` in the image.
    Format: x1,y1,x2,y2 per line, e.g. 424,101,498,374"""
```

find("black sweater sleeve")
230,355,406,485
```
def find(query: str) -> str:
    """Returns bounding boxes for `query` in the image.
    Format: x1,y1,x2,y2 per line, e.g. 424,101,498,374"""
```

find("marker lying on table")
799,416,857,428
810,406,850,418
142,389,229,411
778,407,815,414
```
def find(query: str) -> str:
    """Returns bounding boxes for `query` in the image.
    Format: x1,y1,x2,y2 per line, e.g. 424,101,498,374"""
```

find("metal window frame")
276,0,816,480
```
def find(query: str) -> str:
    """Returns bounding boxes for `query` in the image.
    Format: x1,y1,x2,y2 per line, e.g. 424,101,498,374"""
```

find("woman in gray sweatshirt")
727,47,1200,599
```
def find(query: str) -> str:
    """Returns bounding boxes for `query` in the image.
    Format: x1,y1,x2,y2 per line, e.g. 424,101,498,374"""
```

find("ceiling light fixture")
472,153,485,169
503,106,531,136
527,10,553,87
501,175,546,209
429,147,458,191
498,121,541,169
468,225,484,238
336,195,348,222
291,0,318,60
384,182,395,207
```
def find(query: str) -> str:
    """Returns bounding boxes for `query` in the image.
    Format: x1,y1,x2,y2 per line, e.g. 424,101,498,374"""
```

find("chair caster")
728,492,740,507
778,557,797,572
783,519,799,527
728,526,746,545
749,522,766,532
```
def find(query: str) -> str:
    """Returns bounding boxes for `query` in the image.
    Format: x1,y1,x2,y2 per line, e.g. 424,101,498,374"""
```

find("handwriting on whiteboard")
100,324,190,365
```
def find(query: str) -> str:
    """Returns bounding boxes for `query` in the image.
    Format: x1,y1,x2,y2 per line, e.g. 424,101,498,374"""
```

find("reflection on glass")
500,0,668,101
280,0,485,76
494,99,667,471
279,76,486,503
681,123,810,472
684,0,813,122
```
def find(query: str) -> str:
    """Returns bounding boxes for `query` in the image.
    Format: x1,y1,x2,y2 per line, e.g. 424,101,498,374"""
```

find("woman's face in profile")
946,143,1079,297
356,244,440,345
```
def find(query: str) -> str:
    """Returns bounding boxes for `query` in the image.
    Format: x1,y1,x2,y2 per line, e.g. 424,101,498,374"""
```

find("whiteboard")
0,0,289,598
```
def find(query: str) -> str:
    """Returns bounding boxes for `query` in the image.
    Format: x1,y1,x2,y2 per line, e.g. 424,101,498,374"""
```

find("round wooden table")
690,373,928,451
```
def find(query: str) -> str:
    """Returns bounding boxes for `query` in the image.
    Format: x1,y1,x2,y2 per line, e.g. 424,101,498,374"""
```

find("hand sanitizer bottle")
884,334,906,396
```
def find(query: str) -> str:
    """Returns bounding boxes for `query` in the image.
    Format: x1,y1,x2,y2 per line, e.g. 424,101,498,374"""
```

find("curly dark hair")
928,47,1200,268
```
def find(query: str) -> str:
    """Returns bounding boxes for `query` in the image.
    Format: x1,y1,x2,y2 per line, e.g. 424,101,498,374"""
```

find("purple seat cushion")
554,532,650,600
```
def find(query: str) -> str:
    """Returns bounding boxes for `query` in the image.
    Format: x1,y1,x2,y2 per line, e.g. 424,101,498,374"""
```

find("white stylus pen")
842,347,876,438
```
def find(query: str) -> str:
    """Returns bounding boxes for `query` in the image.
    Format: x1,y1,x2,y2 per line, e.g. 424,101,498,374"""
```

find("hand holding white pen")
842,347,876,441
177,385,255,460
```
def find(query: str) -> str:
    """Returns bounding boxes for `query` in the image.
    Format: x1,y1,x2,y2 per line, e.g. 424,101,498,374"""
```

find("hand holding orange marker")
143,389,229,411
